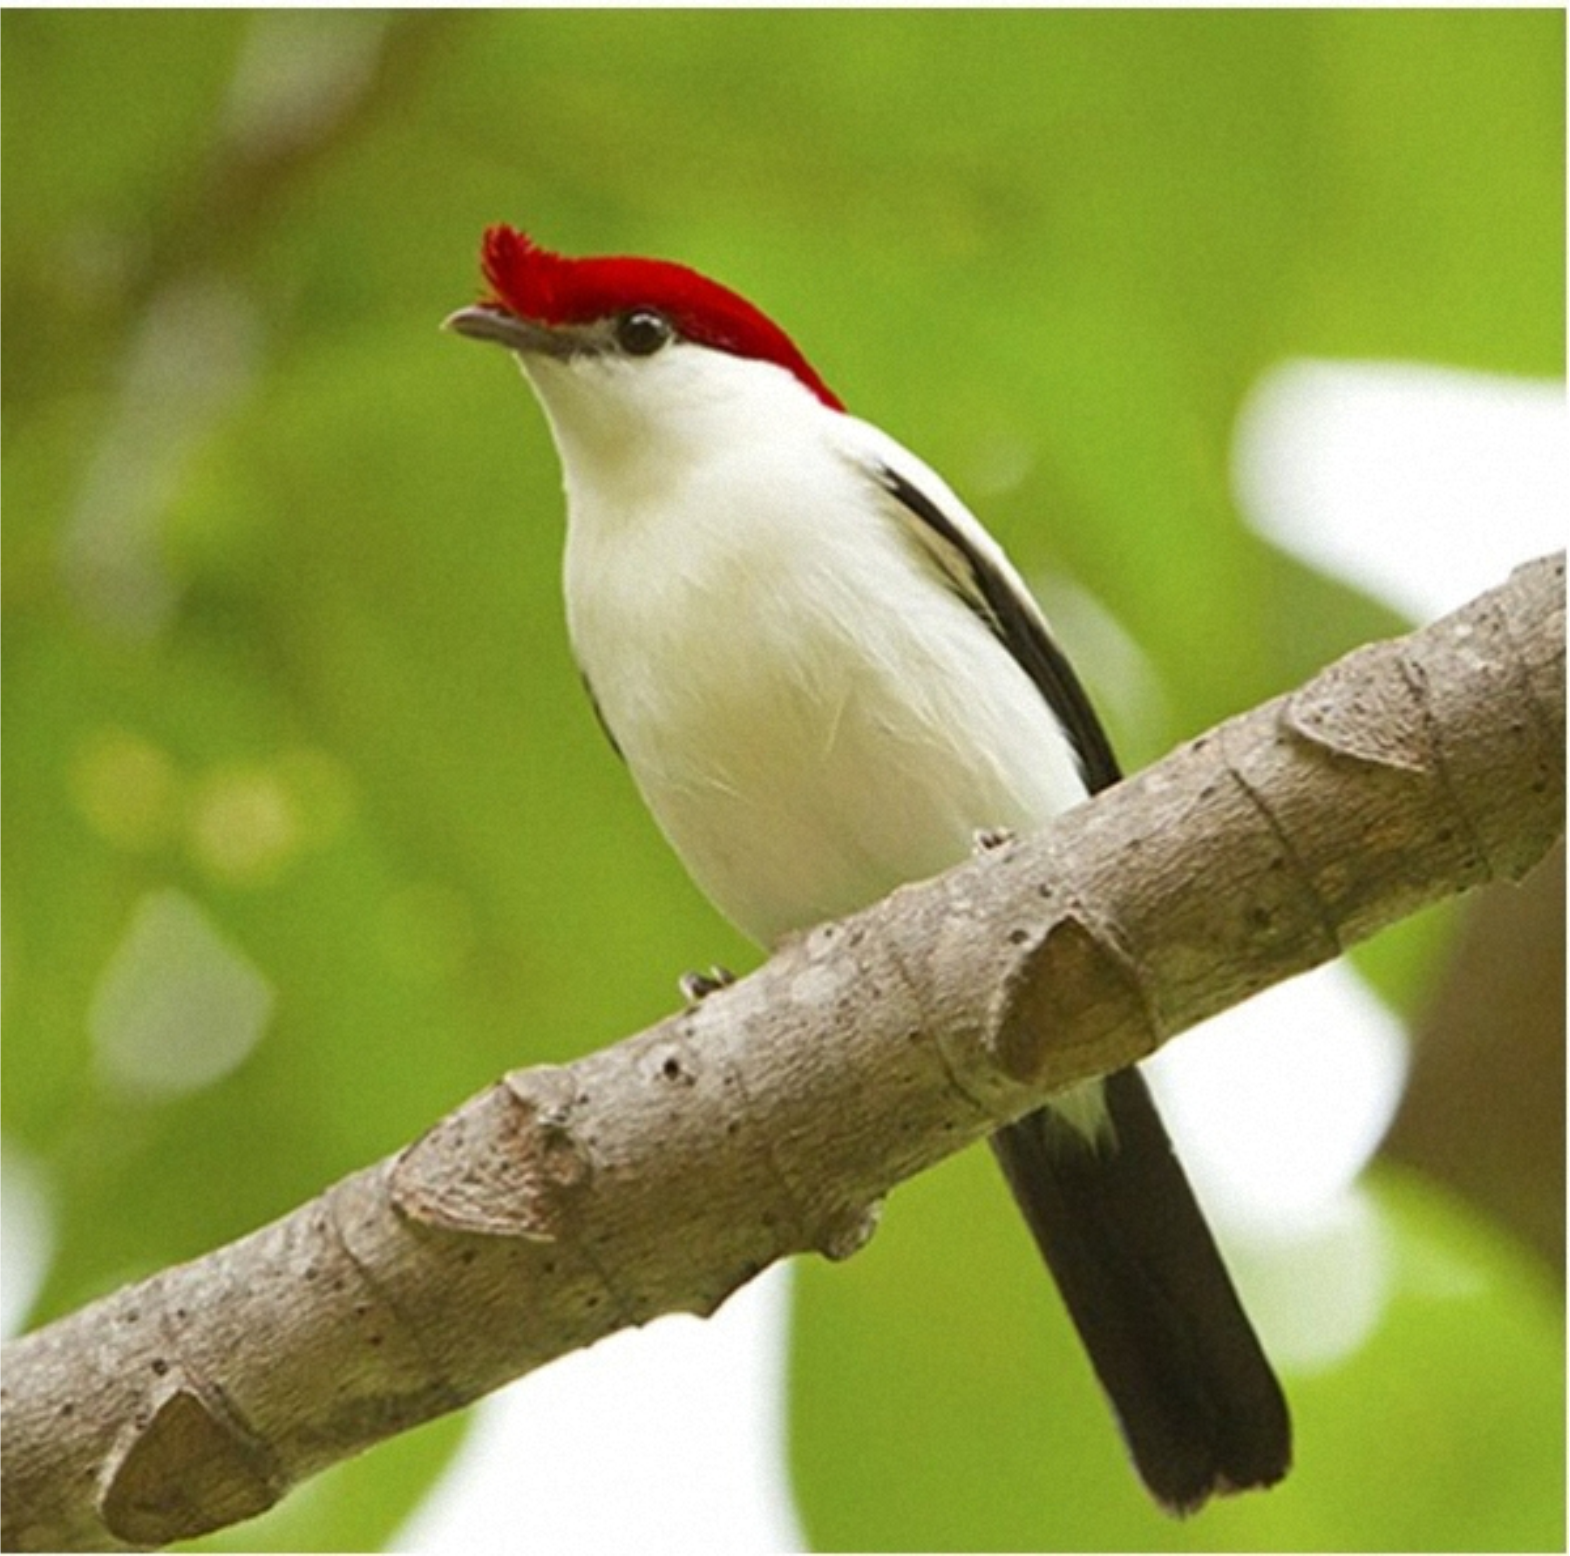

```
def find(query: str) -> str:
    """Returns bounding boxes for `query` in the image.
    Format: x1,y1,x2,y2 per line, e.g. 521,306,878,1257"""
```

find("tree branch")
3,554,1562,1553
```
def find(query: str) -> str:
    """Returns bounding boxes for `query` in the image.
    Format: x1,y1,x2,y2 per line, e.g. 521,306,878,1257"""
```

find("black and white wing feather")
871,462,1120,794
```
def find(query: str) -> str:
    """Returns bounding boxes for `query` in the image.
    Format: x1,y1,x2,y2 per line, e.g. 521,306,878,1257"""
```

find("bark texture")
2,553,1562,1553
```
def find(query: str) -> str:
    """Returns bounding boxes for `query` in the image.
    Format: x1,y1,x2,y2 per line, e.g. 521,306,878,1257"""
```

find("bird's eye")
615,310,674,357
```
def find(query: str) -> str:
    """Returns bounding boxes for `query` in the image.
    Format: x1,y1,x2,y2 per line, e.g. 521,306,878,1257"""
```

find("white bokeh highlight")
393,1263,803,1554
1144,968,1408,1371
1235,360,1565,621
1144,967,1409,1235
90,888,274,1098
1,1144,54,1340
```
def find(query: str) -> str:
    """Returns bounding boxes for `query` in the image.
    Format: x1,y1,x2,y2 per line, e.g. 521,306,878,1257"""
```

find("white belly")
565,477,1088,948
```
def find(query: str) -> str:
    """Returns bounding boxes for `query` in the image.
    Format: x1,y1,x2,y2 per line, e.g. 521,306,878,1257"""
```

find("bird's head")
446,227,843,475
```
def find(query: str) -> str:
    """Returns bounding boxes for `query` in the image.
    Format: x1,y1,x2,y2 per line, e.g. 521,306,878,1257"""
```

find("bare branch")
3,553,1562,1553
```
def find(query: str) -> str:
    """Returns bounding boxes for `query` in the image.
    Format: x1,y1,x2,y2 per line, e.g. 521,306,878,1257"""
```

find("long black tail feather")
991,1067,1291,1514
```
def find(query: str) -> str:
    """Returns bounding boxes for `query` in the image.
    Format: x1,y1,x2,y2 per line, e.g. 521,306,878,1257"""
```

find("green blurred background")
3,11,1563,1551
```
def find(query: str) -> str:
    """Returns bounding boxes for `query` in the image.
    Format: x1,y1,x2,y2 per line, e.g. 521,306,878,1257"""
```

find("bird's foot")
972,826,1016,855
679,965,736,1005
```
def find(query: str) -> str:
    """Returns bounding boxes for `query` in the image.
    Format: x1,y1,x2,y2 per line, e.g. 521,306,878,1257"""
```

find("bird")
445,225,1291,1513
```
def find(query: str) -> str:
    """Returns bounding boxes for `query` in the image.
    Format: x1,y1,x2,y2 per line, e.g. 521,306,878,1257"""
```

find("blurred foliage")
2,11,1562,1552
793,1152,1564,1553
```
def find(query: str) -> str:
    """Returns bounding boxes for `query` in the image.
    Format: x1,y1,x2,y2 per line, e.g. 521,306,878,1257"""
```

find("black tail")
991,1067,1291,1514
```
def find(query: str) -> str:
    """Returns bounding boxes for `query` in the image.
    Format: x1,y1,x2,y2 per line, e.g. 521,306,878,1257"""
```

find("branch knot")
390,1066,590,1240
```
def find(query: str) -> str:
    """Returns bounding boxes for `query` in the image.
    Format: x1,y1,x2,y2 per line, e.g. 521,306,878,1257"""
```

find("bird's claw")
679,965,736,1004
973,826,1015,855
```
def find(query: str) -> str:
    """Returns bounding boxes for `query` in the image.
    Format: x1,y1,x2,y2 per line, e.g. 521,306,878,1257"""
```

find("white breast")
559,408,1088,948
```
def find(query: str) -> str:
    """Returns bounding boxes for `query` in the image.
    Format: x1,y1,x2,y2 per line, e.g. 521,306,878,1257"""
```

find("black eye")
615,310,674,357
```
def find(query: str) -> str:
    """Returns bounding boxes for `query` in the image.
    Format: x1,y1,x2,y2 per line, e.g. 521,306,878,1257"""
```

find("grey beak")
443,305,572,358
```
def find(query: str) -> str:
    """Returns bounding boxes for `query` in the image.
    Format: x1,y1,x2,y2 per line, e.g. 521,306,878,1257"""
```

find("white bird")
446,226,1290,1513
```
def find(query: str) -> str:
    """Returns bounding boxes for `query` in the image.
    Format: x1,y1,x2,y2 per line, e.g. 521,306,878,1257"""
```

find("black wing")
876,464,1121,794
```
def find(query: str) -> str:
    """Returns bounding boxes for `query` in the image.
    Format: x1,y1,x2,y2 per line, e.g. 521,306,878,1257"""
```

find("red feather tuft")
476,225,844,411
